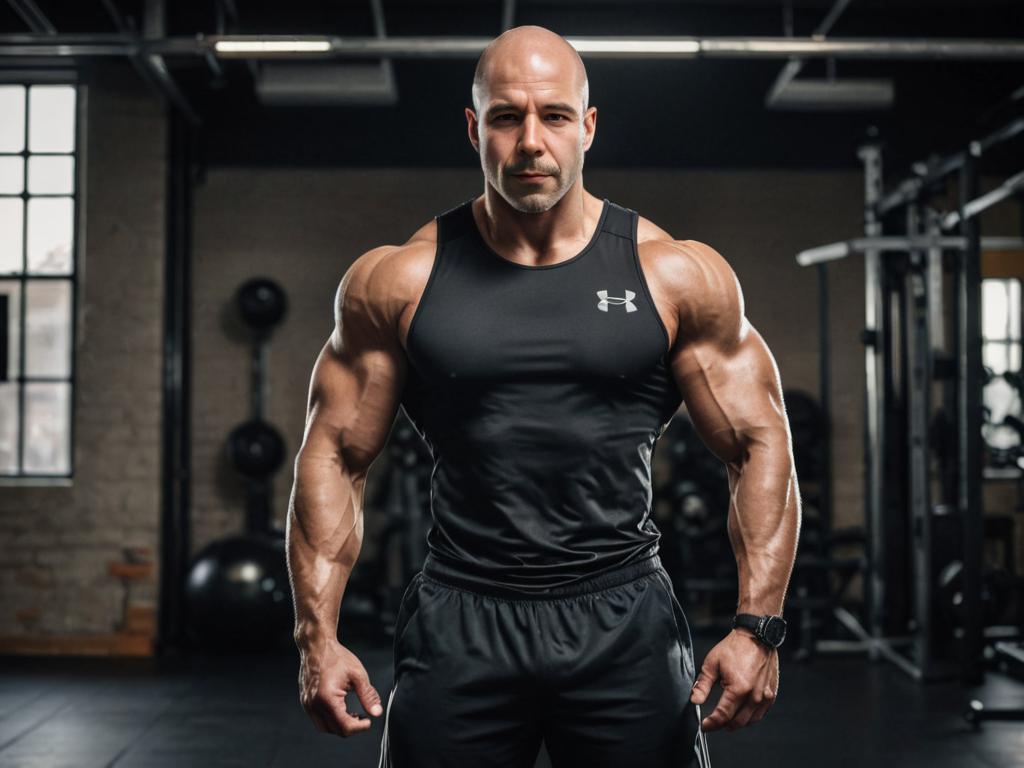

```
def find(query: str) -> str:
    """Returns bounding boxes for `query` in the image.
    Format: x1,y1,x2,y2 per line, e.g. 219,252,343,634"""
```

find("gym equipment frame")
796,111,1024,684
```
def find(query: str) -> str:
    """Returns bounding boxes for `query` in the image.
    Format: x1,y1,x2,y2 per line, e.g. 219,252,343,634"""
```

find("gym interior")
1,1,1023,766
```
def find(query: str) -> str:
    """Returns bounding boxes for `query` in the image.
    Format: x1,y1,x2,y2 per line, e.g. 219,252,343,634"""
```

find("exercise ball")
236,277,287,331
226,419,285,478
185,534,294,652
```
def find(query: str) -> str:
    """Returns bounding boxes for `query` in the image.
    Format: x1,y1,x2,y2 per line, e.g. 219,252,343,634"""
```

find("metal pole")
906,203,942,678
957,150,985,685
858,143,886,662
3,34,1024,61
941,169,1024,229
796,236,1024,266
818,262,833,539
6,0,56,34
157,112,194,655
766,0,854,105
876,117,1024,217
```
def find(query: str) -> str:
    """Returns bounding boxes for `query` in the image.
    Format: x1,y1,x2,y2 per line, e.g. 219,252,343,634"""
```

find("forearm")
287,448,366,650
726,431,801,616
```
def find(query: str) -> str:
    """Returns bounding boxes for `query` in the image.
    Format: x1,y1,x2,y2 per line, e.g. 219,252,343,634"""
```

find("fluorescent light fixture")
767,78,894,111
214,39,332,54
567,38,700,55
255,61,398,106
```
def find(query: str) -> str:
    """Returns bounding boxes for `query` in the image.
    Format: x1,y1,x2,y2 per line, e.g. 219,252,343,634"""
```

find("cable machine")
795,115,1024,684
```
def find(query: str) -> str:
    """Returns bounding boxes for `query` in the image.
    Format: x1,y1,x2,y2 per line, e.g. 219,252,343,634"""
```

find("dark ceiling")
1,1,1022,176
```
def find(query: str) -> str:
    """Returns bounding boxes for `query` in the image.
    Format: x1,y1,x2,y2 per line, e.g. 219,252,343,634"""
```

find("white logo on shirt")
596,289,637,313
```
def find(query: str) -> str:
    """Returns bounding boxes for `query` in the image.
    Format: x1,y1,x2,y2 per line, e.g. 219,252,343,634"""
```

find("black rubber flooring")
1,634,1022,767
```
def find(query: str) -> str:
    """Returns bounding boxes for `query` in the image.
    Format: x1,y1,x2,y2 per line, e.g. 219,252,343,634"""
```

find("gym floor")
2,633,1022,768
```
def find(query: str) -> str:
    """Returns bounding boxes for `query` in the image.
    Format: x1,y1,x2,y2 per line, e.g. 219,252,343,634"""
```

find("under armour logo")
596,289,637,313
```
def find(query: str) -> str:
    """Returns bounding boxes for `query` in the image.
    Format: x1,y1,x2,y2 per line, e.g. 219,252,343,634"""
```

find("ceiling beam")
95,0,200,124
7,0,57,35
2,34,1024,62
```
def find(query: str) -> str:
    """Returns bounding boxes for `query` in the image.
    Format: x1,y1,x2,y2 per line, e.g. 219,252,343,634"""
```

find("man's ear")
583,106,597,152
465,107,480,153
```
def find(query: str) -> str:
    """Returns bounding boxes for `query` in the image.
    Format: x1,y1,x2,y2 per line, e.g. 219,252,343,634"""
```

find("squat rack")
795,114,1024,683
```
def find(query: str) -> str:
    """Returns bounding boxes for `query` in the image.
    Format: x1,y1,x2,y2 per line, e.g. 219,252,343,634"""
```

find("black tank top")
400,197,683,592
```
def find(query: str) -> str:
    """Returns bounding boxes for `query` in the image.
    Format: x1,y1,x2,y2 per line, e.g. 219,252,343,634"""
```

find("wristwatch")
732,613,787,649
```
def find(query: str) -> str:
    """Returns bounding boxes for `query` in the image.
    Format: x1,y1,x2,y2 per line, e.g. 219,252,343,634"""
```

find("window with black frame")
0,83,78,478
981,277,1024,467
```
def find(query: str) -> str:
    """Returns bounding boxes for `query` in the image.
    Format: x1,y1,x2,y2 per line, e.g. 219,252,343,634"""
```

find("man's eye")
496,114,517,121
548,115,567,121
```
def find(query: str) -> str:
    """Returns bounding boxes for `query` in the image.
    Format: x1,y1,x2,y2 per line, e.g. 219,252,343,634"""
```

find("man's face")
466,76,596,213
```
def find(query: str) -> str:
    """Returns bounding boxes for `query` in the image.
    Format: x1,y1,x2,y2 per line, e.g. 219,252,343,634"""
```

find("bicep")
660,239,788,466
298,251,407,475
670,321,789,467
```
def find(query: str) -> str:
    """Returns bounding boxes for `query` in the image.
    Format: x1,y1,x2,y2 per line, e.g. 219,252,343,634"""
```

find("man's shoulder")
635,216,732,294
344,218,438,304
379,218,439,290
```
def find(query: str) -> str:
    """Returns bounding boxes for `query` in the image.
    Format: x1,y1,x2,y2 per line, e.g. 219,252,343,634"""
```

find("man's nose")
518,114,544,155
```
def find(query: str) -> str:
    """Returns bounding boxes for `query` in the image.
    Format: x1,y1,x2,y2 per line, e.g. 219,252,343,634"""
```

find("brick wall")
0,63,165,649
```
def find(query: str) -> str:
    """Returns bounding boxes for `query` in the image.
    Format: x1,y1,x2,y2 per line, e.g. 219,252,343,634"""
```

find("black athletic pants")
378,554,701,768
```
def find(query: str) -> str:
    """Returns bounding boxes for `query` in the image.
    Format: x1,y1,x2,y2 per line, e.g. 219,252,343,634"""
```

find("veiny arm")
656,238,801,732
286,244,407,737
667,240,801,618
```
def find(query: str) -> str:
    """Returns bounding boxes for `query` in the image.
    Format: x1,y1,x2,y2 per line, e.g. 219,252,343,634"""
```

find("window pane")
28,156,74,195
983,342,1010,376
23,381,70,474
0,281,22,380
0,198,24,275
1007,281,1021,340
0,156,24,194
0,382,18,472
982,279,1021,342
25,280,72,378
0,86,26,153
27,197,73,274
982,280,1009,340
28,86,76,154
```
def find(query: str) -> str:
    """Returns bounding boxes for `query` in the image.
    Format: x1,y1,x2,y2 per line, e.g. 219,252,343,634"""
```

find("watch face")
763,617,786,646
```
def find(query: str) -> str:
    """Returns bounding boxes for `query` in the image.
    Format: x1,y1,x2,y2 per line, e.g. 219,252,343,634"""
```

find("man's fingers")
749,686,776,725
689,660,719,705
724,697,762,731
316,691,374,737
748,695,773,726
701,688,744,732
306,705,331,734
301,693,331,734
725,686,777,731
352,670,385,717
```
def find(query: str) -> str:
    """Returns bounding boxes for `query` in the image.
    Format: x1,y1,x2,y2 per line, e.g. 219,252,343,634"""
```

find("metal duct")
2,35,1024,62
254,60,398,105
768,78,894,110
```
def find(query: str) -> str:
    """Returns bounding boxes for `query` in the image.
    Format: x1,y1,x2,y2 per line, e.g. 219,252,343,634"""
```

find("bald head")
472,25,589,116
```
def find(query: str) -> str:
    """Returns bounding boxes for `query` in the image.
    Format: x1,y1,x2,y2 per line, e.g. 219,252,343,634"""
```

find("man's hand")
298,637,384,737
690,629,779,732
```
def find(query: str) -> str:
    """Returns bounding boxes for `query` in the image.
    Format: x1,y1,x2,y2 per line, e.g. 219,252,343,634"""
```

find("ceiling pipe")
2,35,1024,61
764,0,892,111
6,0,56,35
768,0,854,103
96,0,200,123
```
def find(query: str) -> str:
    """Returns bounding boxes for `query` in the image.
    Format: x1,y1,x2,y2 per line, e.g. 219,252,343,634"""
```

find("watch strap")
733,613,784,648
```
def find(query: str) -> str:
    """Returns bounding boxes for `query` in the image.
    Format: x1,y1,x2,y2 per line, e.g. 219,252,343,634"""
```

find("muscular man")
287,24,800,768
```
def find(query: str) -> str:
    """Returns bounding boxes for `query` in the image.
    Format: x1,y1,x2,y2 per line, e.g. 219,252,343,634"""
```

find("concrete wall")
0,64,165,649
190,167,867,561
